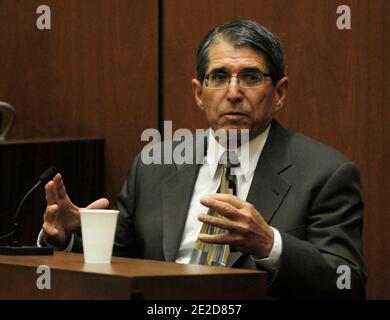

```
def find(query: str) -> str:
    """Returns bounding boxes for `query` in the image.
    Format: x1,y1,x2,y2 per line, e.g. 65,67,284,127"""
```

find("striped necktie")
189,151,239,267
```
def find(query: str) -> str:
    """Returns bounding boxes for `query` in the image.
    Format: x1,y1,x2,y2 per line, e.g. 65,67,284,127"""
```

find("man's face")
192,40,288,140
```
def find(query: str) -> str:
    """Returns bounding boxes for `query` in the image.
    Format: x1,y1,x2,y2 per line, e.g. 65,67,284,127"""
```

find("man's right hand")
42,173,109,249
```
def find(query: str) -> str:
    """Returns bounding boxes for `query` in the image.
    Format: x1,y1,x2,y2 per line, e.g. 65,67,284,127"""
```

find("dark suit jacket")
113,119,367,299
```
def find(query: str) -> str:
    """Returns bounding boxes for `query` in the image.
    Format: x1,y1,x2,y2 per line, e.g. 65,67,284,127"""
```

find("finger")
42,222,59,238
42,204,60,236
198,214,248,234
86,198,110,209
203,193,246,209
41,224,66,247
200,196,240,219
43,204,58,224
45,181,58,205
198,232,242,245
53,173,68,201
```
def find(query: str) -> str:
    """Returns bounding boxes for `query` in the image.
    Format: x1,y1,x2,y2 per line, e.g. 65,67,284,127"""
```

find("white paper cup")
80,209,119,263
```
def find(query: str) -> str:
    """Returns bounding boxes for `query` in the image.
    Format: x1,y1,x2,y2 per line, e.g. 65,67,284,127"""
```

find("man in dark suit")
40,20,367,299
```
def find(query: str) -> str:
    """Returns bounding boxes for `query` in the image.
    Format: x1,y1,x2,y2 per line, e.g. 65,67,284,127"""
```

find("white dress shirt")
175,126,282,273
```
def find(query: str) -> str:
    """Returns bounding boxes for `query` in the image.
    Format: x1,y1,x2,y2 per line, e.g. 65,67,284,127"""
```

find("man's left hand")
198,193,274,259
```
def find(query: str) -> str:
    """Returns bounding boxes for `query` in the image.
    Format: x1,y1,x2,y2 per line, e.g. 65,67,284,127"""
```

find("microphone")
38,166,58,185
0,166,58,255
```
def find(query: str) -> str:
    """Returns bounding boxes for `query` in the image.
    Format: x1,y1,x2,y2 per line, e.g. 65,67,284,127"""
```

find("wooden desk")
0,252,267,299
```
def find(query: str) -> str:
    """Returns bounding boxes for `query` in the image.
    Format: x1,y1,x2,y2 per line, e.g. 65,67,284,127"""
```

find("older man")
40,20,366,299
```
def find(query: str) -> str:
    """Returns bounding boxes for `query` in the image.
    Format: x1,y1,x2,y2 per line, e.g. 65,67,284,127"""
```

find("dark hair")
196,20,285,85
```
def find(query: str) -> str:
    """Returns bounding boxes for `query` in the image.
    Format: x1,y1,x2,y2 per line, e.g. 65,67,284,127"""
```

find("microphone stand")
0,168,56,255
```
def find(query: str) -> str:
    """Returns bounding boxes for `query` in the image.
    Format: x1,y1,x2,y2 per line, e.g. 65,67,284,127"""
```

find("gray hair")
196,20,285,85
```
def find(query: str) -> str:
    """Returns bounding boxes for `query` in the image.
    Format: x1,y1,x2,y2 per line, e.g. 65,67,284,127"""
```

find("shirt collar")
206,125,271,181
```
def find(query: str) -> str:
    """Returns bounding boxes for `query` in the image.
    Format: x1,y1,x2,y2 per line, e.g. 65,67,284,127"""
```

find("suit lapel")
161,164,200,261
246,156,291,223
247,120,293,223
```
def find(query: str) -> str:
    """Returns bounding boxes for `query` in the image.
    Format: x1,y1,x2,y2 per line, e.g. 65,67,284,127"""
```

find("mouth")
221,110,249,120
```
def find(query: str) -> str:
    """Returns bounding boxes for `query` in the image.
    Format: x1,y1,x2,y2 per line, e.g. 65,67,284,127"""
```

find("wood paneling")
164,0,390,299
0,0,158,202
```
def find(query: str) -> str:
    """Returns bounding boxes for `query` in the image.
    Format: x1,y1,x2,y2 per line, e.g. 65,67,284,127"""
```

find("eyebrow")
208,67,229,74
208,67,265,74
239,67,263,73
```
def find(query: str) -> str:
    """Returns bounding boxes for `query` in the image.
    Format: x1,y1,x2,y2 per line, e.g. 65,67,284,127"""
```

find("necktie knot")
218,151,239,195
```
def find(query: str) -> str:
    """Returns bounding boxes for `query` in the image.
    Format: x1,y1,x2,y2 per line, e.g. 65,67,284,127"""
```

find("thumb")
86,198,110,209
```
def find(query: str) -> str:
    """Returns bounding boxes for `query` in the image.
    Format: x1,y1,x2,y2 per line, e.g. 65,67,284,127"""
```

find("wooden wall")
0,0,158,203
0,0,388,299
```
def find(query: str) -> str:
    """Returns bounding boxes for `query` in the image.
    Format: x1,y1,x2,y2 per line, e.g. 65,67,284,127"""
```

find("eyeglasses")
204,70,272,89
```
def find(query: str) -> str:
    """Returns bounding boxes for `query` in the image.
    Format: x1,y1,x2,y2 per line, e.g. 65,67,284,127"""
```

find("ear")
274,76,288,113
192,78,204,110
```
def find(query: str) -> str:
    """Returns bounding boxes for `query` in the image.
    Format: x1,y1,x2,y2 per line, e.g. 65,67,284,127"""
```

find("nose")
226,76,244,104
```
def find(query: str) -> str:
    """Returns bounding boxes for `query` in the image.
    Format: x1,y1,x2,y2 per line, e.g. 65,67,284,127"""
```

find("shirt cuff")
251,227,282,273
37,229,75,252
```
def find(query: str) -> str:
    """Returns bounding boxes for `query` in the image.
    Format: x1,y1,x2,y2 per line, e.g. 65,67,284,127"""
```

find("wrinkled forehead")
206,39,269,73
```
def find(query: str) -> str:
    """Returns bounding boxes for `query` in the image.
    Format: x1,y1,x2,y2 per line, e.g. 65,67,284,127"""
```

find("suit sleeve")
112,154,141,258
269,161,367,299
